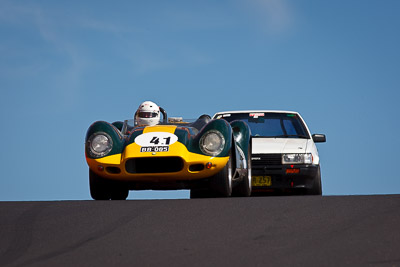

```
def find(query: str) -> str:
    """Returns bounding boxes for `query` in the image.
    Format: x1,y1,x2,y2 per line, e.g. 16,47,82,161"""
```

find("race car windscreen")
215,113,310,138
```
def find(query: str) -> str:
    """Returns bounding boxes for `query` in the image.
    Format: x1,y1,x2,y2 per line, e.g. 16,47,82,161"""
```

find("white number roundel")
134,132,178,147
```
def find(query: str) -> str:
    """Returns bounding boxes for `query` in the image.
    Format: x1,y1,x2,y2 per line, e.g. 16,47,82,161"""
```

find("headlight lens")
199,130,225,156
282,153,313,164
88,133,113,157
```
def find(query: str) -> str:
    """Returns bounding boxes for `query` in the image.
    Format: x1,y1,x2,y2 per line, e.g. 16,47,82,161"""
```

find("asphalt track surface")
1,195,400,267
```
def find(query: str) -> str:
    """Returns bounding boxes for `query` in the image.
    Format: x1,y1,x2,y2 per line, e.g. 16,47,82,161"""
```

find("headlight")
199,130,225,156
282,153,313,164
88,132,113,157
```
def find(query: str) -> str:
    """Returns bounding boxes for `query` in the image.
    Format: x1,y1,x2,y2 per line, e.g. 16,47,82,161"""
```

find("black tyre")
190,189,202,199
110,185,129,200
89,170,111,200
233,146,252,197
209,156,233,197
307,166,322,195
190,188,214,199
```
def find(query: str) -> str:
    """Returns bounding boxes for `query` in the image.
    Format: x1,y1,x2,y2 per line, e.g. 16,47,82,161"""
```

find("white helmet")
135,101,161,126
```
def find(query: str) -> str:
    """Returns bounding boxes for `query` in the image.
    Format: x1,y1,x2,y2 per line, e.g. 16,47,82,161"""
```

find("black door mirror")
312,134,326,143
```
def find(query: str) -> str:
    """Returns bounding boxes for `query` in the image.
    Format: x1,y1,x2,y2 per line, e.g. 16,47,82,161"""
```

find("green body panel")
111,121,124,131
230,120,252,160
173,127,195,153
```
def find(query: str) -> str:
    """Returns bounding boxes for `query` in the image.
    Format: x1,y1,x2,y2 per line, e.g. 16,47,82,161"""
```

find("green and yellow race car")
85,108,252,200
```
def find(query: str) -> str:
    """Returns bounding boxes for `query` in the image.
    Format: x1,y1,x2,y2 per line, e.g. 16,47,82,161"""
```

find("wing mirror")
312,134,326,143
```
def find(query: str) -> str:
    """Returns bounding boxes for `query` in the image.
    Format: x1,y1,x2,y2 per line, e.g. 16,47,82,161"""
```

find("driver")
135,101,161,126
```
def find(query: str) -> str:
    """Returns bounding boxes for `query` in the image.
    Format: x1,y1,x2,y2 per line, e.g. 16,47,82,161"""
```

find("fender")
85,121,126,159
229,120,251,180
230,120,251,161
190,119,233,157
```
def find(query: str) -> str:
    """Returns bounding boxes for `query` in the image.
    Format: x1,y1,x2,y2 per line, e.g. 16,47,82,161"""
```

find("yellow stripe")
143,125,177,133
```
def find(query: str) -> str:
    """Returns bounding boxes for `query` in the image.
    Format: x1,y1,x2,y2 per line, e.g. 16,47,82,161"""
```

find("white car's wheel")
307,166,322,195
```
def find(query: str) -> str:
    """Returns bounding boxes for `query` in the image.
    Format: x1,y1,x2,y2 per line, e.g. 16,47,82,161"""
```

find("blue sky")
1,0,399,201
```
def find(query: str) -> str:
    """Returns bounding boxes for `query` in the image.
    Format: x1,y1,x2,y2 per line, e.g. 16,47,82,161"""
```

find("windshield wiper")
253,135,287,138
252,134,308,138
284,134,309,138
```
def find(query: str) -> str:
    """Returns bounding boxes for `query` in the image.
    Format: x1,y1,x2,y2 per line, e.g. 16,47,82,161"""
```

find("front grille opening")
189,164,204,172
252,154,282,166
106,167,121,174
125,157,183,174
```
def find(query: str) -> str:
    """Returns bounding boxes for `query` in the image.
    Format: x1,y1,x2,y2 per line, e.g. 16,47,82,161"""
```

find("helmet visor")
138,112,158,118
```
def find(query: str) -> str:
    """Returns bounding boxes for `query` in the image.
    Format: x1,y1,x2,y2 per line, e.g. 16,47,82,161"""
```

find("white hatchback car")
213,110,326,195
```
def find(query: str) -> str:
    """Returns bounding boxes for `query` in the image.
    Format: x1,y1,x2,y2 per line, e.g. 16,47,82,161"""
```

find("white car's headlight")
282,153,313,164
199,130,225,156
88,132,113,157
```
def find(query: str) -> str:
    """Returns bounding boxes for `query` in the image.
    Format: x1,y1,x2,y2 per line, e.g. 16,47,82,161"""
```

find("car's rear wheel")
209,156,233,197
307,166,322,195
89,170,111,200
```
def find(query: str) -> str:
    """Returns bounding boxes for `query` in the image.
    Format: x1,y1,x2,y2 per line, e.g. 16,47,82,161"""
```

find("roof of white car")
214,110,299,115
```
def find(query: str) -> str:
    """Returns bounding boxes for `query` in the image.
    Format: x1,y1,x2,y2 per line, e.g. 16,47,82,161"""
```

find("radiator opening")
125,157,183,174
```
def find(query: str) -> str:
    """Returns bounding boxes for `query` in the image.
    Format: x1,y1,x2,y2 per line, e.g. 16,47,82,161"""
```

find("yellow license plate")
252,176,272,187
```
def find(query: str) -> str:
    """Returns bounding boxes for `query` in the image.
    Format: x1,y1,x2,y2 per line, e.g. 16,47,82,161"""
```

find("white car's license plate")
252,176,272,186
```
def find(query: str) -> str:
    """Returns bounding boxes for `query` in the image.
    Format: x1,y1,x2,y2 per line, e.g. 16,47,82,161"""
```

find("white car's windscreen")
215,113,309,138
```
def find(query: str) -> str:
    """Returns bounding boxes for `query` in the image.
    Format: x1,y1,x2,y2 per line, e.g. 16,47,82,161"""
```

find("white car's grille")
251,154,282,166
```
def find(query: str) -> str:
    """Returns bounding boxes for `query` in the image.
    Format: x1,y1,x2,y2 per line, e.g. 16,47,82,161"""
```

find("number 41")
150,136,171,145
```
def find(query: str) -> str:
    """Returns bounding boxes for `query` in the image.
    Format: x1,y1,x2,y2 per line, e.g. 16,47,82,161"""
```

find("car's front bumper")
86,141,229,182
251,164,319,192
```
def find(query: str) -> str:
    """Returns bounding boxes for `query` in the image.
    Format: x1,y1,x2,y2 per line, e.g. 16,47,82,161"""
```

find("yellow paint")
86,140,229,182
87,153,121,164
143,125,177,133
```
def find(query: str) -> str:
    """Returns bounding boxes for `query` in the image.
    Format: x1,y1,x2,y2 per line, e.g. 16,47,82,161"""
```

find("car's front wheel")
233,146,252,197
89,170,111,200
190,188,213,199
89,170,129,200
209,156,233,197
110,185,129,200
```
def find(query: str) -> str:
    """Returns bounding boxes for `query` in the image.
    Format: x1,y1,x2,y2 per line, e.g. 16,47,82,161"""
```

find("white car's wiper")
284,134,309,138
252,134,308,138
